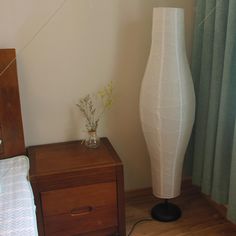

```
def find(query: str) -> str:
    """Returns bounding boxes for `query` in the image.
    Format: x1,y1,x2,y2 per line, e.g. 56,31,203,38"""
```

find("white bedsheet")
0,156,38,236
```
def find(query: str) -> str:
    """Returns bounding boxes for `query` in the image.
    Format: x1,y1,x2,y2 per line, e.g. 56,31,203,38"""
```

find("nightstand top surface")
28,137,121,178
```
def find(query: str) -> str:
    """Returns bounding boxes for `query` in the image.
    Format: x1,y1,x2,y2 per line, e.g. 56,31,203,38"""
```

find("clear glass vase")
85,130,100,148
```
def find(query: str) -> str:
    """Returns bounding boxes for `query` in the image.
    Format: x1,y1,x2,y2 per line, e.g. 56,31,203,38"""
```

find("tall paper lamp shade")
140,7,195,201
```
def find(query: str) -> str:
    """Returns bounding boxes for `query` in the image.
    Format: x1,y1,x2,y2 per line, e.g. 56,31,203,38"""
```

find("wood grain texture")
126,180,236,235
28,138,125,236
0,125,4,154
28,138,122,177
41,182,117,216
44,206,118,236
0,48,25,159
116,164,126,236
76,227,118,236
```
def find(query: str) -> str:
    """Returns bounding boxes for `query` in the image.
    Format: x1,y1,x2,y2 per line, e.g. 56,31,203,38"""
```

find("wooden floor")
126,182,236,236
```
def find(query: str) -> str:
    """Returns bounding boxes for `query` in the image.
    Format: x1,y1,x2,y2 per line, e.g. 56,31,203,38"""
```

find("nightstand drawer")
41,182,118,235
41,182,117,216
43,208,118,236
28,139,125,235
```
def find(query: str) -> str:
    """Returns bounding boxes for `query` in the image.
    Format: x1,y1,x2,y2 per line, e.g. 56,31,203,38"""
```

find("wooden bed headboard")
0,49,25,159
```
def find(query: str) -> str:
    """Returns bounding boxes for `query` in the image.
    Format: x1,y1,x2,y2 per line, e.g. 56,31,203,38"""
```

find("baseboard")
125,177,192,201
203,195,227,218
125,187,152,201
125,177,227,219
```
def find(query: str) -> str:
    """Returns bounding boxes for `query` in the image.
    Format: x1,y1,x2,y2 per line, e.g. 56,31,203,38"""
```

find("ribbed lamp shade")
140,8,195,199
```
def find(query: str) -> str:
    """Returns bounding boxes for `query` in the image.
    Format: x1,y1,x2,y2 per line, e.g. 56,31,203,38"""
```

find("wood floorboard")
126,184,236,236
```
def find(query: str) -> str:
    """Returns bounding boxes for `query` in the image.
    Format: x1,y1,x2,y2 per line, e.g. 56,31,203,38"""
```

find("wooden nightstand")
28,138,125,236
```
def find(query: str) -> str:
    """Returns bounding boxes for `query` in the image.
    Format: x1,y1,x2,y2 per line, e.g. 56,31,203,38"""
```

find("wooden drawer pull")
70,206,93,216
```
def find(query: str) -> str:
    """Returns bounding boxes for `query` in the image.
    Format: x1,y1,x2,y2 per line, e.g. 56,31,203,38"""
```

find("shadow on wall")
106,1,153,190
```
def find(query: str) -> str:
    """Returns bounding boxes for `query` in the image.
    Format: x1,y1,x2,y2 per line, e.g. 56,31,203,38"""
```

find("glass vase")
85,130,100,148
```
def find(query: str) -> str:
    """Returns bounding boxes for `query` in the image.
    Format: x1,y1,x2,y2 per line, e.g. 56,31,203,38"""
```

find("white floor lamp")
140,7,195,221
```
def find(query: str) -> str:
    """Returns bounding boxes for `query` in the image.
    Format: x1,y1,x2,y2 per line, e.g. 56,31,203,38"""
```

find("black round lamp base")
151,201,181,222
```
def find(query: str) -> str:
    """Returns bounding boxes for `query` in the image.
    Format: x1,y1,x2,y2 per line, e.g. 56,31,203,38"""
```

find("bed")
0,49,38,236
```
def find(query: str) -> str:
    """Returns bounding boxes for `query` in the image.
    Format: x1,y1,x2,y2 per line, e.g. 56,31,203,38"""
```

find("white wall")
0,0,196,190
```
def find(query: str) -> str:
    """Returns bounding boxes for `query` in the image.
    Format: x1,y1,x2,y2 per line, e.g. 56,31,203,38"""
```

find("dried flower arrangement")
76,81,113,132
